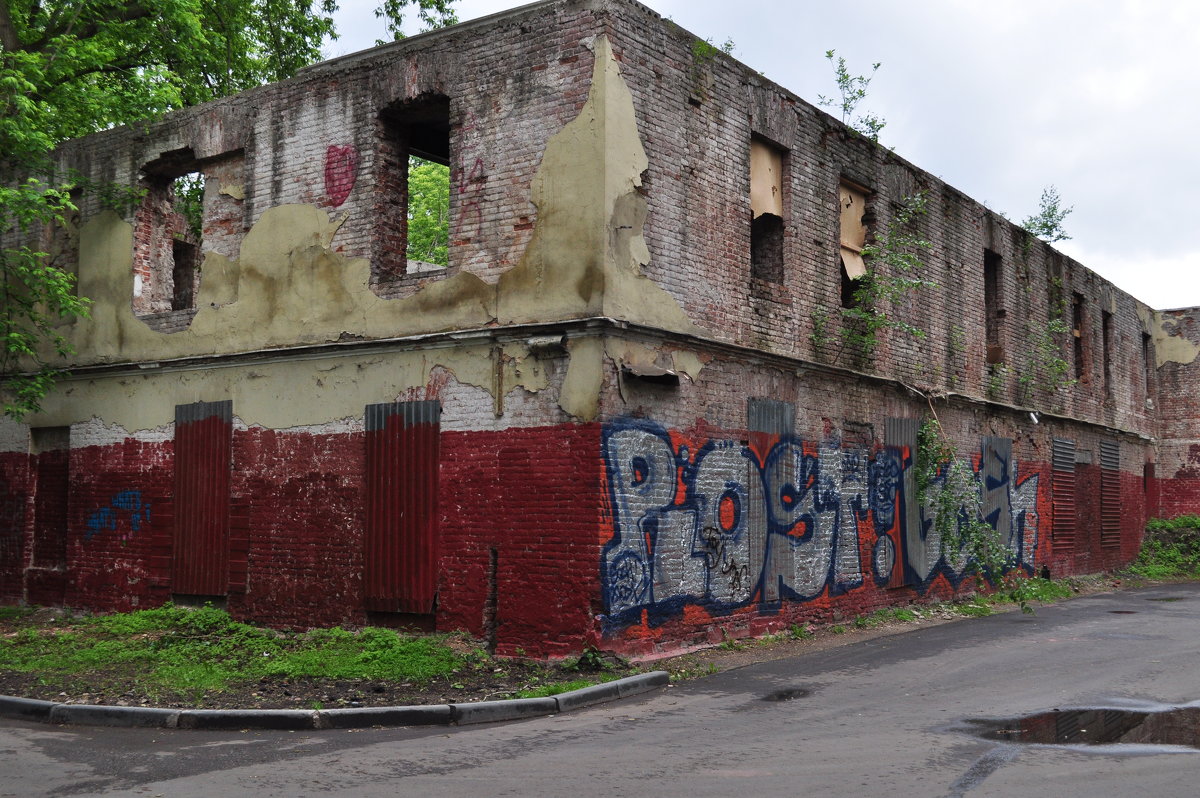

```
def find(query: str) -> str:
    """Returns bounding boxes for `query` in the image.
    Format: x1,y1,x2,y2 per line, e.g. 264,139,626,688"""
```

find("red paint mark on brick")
324,145,359,207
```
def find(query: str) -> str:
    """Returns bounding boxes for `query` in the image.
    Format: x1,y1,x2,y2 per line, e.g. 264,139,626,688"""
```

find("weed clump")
1129,515,1200,579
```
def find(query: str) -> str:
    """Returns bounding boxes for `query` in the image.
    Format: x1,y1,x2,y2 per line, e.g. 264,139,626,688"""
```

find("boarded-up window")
1051,437,1076,553
173,400,232,597
1099,440,1120,549
750,138,785,282
30,427,70,570
839,183,869,282
364,400,441,614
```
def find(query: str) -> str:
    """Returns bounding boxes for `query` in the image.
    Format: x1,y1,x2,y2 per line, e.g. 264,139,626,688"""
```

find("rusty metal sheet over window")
1052,437,1077,553
173,400,232,596
31,427,70,571
884,417,919,589
1100,440,1121,549
748,398,795,602
364,400,441,614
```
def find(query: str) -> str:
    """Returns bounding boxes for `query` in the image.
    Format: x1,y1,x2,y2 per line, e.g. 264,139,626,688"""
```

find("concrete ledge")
318,704,453,729
0,672,669,730
616,670,670,697
450,696,559,725
553,680,623,712
176,709,318,730
0,696,57,723
48,703,180,728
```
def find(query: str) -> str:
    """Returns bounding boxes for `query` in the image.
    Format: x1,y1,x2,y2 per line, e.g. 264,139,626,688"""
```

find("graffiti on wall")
600,419,1041,624
324,145,359,208
85,490,151,542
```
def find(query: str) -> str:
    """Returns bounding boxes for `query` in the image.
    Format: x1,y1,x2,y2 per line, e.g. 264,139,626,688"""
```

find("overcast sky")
327,0,1200,311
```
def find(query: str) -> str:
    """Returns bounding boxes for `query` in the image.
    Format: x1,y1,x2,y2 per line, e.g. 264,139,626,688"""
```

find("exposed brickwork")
2,0,1197,657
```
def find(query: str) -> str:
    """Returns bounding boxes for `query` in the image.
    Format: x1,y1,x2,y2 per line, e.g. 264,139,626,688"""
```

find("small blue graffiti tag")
85,490,150,541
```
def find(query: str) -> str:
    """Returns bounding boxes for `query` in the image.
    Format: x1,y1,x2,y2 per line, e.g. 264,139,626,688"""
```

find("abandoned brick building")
3,0,1200,658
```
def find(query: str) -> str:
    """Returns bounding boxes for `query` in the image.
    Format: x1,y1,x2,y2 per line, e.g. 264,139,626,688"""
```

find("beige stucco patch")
1139,306,1200,367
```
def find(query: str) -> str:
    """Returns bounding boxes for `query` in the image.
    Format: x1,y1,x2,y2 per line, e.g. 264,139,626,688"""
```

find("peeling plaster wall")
30,343,550,434
45,26,691,434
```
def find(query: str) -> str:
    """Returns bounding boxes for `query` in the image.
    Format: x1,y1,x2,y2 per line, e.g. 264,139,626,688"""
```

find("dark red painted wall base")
0,424,604,659
0,420,1186,659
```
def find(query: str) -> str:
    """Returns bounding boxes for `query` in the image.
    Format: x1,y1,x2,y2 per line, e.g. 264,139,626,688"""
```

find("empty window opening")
1142,332,1155,403
839,182,869,308
375,95,451,285
1071,292,1087,381
41,188,82,292
133,149,205,318
984,249,1005,364
1101,309,1114,399
749,138,785,282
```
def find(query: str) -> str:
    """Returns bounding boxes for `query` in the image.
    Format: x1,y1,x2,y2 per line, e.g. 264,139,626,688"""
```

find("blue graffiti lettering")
84,490,150,541
601,420,1042,627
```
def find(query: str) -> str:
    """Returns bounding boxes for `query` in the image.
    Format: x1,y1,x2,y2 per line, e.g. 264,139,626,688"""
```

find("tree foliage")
1,0,457,419
814,192,934,366
406,156,449,268
1021,184,1072,243
817,49,886,142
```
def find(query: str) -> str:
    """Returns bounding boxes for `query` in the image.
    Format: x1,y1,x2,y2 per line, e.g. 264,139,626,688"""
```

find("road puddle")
975,706,1200,748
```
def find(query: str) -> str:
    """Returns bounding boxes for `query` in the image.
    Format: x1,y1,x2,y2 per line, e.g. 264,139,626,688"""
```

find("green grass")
1128,516,1200,579
851,607,919,629
514,674,619,698
0,603,468,695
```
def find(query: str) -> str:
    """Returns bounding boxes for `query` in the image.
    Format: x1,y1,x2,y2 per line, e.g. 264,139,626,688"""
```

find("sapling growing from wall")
1021,185,1073,243
817,49,886,141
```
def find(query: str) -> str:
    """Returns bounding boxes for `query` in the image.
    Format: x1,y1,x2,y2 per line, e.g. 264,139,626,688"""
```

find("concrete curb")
0,671,669,731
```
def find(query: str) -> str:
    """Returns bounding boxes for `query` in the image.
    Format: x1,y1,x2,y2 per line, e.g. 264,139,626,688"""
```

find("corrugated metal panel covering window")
1051,437,1077,553
364,400,441,614
884,417,919,589
172,400,233,596
747,398,794,603
1099,440,1121,549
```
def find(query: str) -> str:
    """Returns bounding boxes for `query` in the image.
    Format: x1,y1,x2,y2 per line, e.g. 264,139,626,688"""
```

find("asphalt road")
4,582,1200,797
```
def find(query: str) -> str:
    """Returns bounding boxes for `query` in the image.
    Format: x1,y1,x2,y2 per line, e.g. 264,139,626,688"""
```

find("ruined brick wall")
1154,309,1200,516
608,3,1157,439
591,334,1148,656
0,0,1190,658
